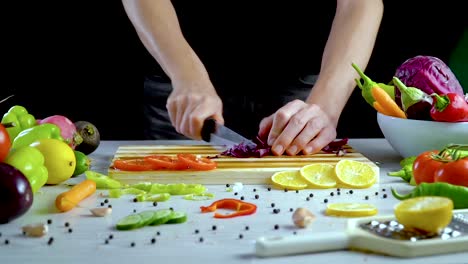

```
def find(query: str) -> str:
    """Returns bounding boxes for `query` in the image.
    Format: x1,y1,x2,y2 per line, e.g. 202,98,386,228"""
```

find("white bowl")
377,112,468,158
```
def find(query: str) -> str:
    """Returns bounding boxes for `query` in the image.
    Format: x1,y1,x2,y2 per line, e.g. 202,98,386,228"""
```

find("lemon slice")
394,196,453,234
334,160,377,189
325,203,378,217
271,170,309,190
299,164,337,188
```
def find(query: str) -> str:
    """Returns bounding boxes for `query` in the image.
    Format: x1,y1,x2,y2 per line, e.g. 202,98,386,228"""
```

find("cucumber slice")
138,210,157,227
149,209,173,226
116,214,142,230
166,211,188,224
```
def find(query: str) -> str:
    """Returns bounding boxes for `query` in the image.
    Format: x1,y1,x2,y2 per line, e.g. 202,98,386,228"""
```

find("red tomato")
0,124,11,162
113,158,154,171
434,158,468,187
176,154,217,171
413,150,442,185
144,155,182,170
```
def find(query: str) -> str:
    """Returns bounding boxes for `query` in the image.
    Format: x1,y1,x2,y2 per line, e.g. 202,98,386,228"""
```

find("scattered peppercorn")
306,197,310,201
151,238,156,244
68,228,73,233
133,209,137,213
271,203,275,208
108,205,112,208
293,231,297,235
254,194,259,199
309,193,314,198
5,239,9,245
170,207,174,211
324,199,328,203
349,190,354,194
109,234,114,239
274,224,279,230
240,196,244,200
47,237,54,245
289,208,293,212
212,225,217,231
195,229,199,234
245,226,249,231
100,202,105,206
284,189,288,192
0,232,2,237
199,237,204,242
274,209,280,214
65,222,70,227
382,188,386,192
239,234,243,239
234,192,238,196
295,190,299,193
153,202,158,207
337,192,341,195
104,199,109,203
337,188,341,192
133,198,138,202
383,194,387,199
47,219,52,225
226,184,230,187
365,196,369,200
105,239,109,244
375,192,379,195
156,231,161,236
130,242,135,247
267,187,271,191
253,188,257,192
330,192,334,196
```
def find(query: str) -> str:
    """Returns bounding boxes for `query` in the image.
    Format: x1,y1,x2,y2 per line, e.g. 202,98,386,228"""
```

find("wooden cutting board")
107,144,380,185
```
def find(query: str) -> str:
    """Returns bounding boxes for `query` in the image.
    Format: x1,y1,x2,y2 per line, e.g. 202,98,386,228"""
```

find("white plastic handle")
255,232,350,257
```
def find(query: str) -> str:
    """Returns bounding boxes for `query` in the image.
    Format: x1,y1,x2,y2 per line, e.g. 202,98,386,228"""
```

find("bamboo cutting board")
108,145,380,185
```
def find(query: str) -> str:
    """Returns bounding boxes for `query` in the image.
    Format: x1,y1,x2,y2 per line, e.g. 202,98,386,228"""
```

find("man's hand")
166,78,224,140
258,100,337,156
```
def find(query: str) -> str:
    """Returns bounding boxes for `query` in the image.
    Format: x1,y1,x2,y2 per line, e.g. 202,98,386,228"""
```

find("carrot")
55,179,96,212
371,86,407,119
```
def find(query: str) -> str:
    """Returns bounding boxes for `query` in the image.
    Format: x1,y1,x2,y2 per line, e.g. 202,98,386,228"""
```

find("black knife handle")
201,117,217,142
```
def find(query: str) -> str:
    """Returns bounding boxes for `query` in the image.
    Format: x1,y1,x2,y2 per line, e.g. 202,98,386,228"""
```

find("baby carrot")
371,86,407,119
55,179,96,212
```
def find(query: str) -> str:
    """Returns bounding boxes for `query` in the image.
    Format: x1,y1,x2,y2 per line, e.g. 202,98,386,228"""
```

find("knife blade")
201,118,256,148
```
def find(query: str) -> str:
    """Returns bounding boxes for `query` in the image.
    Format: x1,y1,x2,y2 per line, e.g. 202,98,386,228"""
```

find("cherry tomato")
177,154,217,171
144,155,182,170
412,150,442,185
113,158,154,171
434,158,468,187
0,124,11,162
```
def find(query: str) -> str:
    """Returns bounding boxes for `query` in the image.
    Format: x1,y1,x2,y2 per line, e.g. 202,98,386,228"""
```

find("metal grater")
360,213,468,241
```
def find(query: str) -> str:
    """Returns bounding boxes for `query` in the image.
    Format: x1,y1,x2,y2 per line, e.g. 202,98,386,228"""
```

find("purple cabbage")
394,56,464,113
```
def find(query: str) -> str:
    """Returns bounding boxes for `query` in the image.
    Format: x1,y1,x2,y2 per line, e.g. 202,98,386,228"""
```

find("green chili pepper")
352,63,395,106
391,182,468,209
135,193,170,202
1,105,37,141
4,146,48,193
11,123,64,150
387,156,417,183
84,170,122,189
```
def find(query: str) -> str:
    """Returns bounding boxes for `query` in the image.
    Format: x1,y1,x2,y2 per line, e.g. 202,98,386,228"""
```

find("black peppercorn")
349,190,354,194
324,199,328,203
151,238,156,244
383,194,387,198
156,231,161,236
240,196,244,200
295,190,299,193
65,222,70,227
130,242,135,247
133,198,138,202
284,188,288,192
212,225,217,231
226,184,230,187
153,202,158,207
108,205,112,208
48,237,54,245
100,202,105,206
104,199,109,203
133,209,137,213
68,228,73,233
375,192,379,195
271,203,275,207
5,239,9,245
309,193,314,198
47,219,52,225
337,191,341,195
289,208,293,212
254,194,259,199
199,237,204,242
267,187,271,191
274,224,279,230
234,192,238,196
306,197,310,201
330,192,334,196
365,195,369,200
253,188,257,192
109,234,114,239
239,234,243,239
245,226,249,231
105,239,109,244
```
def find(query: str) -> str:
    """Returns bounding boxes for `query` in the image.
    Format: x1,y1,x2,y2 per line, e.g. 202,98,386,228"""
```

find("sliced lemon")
299,163,337,189
271,170,308,190
394,196,453,234
325,203,378,217
334,160,377,189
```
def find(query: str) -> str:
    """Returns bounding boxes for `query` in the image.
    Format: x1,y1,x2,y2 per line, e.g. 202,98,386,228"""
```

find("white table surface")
0,139,466,264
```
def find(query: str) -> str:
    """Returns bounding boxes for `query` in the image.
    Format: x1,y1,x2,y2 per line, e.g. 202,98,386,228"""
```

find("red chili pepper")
430,93,468,122
200,198,257,218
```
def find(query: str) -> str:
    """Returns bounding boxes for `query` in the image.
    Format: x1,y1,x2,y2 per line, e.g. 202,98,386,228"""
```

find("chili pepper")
200,198,257,218
4,146,48,193
84,170,122,189
391,182,468,209
352,63,395,107
387,156,416,184
430,93,468,122
1,105,37,141
372,85,407,119
11,123,64,150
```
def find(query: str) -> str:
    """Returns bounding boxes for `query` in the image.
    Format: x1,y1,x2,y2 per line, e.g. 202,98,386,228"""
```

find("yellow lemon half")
334,160,377,189
31,138,76,185
394,196,453,234
271,170,308,190
300,163,337,189
325,203,378,217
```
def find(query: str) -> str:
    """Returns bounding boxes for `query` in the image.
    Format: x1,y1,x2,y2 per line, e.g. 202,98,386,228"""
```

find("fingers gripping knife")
255,209,468,258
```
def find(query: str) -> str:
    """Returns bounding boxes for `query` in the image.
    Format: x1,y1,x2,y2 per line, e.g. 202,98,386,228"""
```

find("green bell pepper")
12,123,64,150
1,105,37,141
4,146,48,193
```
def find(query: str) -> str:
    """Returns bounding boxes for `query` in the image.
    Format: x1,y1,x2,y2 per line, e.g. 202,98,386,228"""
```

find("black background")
1,1,465,140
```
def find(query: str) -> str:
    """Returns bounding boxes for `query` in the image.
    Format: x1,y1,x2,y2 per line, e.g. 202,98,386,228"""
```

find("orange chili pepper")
200,198,257,218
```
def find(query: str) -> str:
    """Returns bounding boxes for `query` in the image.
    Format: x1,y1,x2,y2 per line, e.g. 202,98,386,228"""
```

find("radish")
37,115,83,149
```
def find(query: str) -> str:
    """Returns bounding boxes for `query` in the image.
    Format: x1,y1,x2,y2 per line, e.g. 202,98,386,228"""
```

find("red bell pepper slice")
200,198,257,218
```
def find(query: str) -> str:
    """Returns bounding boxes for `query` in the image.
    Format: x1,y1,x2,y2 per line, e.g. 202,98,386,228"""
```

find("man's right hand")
166,77,224,140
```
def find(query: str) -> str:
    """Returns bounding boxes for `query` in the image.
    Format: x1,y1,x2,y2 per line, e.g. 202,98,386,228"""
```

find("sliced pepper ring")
200,198,257,218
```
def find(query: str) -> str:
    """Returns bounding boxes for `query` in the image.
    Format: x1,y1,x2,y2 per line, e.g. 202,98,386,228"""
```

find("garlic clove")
22,223,48,237
292,207,316,228
90,207,112,217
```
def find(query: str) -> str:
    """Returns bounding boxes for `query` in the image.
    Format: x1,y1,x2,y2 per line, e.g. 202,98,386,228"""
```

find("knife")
201,118,256,148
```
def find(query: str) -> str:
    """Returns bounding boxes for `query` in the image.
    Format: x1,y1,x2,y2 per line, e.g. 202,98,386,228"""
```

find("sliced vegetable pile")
352,55,468,122
112,153,217,171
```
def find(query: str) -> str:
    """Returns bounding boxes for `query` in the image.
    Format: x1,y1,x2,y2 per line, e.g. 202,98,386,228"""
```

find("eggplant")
0,162,33,224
